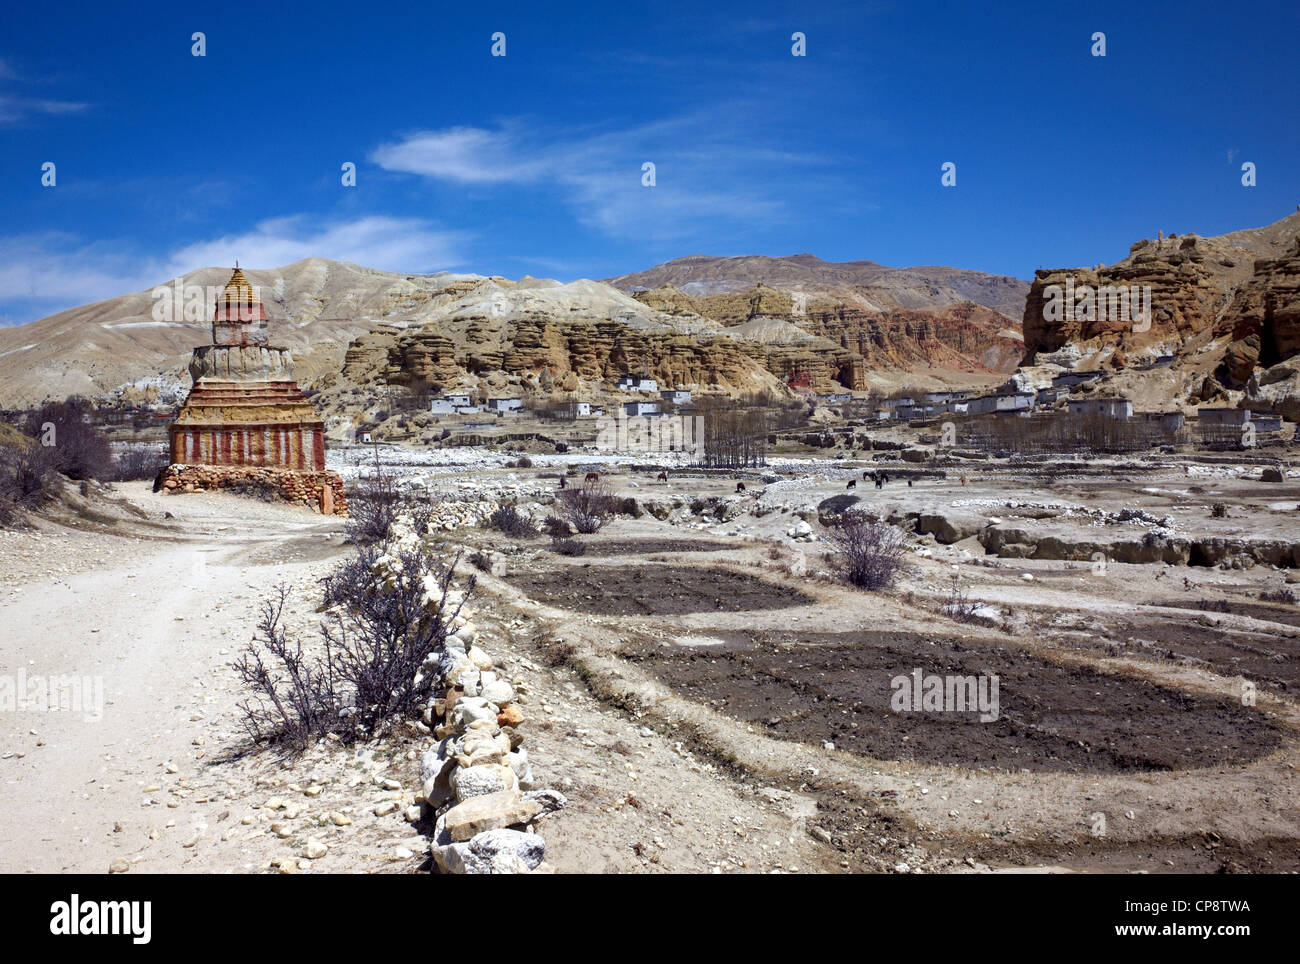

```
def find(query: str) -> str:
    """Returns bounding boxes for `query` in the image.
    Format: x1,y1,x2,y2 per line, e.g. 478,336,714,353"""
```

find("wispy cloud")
0,216,469,323
370,113,832,242
0,59,88,125
0,93,88,125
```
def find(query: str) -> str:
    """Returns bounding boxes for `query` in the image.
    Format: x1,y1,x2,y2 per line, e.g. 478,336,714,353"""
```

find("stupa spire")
212,265,269,346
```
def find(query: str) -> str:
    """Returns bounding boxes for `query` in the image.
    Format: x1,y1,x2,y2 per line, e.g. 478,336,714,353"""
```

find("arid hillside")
605,253,1030,322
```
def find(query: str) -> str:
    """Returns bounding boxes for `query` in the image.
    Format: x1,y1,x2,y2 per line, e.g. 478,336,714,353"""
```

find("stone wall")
153,464,348,515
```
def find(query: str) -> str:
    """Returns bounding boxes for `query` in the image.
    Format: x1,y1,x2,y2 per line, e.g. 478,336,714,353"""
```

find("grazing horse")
846,479,857,489
656,471,668,482
960,475,967,487
735,482,746,493
584,472,599,483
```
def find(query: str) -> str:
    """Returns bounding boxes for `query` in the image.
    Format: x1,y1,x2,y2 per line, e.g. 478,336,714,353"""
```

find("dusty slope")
0,259,489,408
606,253,1029,322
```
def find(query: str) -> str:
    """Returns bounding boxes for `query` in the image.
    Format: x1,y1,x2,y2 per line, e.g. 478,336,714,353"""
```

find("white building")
487,397,523,413
1197,407,1250,427
623,401,661,417
617,375,659,392
660,389,691,405
1068,397,1133,419
575,401,592,416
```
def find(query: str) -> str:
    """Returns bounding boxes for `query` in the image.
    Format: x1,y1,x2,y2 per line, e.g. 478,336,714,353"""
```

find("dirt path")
0,486,350,873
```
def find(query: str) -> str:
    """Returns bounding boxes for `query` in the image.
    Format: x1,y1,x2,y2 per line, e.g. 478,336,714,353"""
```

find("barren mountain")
606,253,1030,322
1,252,1031,410
0,259,489,408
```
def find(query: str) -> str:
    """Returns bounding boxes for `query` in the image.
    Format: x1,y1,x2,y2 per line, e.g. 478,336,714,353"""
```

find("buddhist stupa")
157,266,344,513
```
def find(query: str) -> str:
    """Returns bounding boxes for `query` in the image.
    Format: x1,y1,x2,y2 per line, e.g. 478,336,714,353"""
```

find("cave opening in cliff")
834,364,855,389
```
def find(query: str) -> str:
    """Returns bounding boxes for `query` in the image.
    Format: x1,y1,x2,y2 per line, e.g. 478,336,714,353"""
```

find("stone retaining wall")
402,550,563,874
153,464,348,516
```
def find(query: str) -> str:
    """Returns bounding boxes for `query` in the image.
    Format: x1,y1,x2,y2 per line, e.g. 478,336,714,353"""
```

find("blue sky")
3,0,1298,325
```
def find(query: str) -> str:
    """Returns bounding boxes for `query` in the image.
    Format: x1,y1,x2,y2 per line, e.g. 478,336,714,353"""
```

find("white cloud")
370,114,820,242
161,215,466,277
371,126,548,184
0,94,88,125
0,216,468,322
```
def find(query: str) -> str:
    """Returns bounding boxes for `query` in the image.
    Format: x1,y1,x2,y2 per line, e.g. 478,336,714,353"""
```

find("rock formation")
1216,236,1300,384
1019,209,1300,387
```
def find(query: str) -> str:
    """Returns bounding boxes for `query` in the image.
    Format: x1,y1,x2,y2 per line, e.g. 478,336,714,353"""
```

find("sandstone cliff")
1020,209,1300,386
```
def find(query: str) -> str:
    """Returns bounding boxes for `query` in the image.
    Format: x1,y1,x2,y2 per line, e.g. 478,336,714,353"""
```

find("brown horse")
735,482,746,493
558,475,567,489
585,472,599,483
656,471,668,482
847,479,856,489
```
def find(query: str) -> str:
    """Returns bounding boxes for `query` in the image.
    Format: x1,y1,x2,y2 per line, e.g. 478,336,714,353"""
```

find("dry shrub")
22,398,112,480
557,477,616,534
550,536,587,556
489,504,539,538
110,445,168,481
347,459,401,545
0,439,58,526
825,512,906,590
237,546,473,749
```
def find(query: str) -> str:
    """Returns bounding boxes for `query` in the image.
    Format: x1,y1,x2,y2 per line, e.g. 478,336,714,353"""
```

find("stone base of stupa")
153,464,347,515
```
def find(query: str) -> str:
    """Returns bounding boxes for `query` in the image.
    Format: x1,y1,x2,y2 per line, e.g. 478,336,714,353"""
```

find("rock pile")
153,464,348,515
387,543,563,873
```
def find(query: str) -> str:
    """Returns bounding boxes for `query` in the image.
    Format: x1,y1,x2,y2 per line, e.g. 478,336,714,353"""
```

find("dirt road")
0,485,348,873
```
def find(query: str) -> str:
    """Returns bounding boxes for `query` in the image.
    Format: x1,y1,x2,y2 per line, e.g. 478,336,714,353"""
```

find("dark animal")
874,477,883,489
656,471,668,482
907,478,913,487
584,472,599,483
735,482,746,493
558,475,567,489
847,479,856,489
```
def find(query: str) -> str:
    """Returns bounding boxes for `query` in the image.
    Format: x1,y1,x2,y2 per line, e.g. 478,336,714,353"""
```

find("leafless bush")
550,537,587,556
237,546,473,750
1260,587,1297,604
0,440,58,526
943,575,981,622
557,477,615,533
543,514,571,537
489,504,539,538
1211,502,1228,518
347,458,401,545
22,398,113,480
825,513,907,590
407,499,435,536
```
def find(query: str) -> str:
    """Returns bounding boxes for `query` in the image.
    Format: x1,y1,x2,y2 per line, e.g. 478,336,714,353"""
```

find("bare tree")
557,477,616,533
